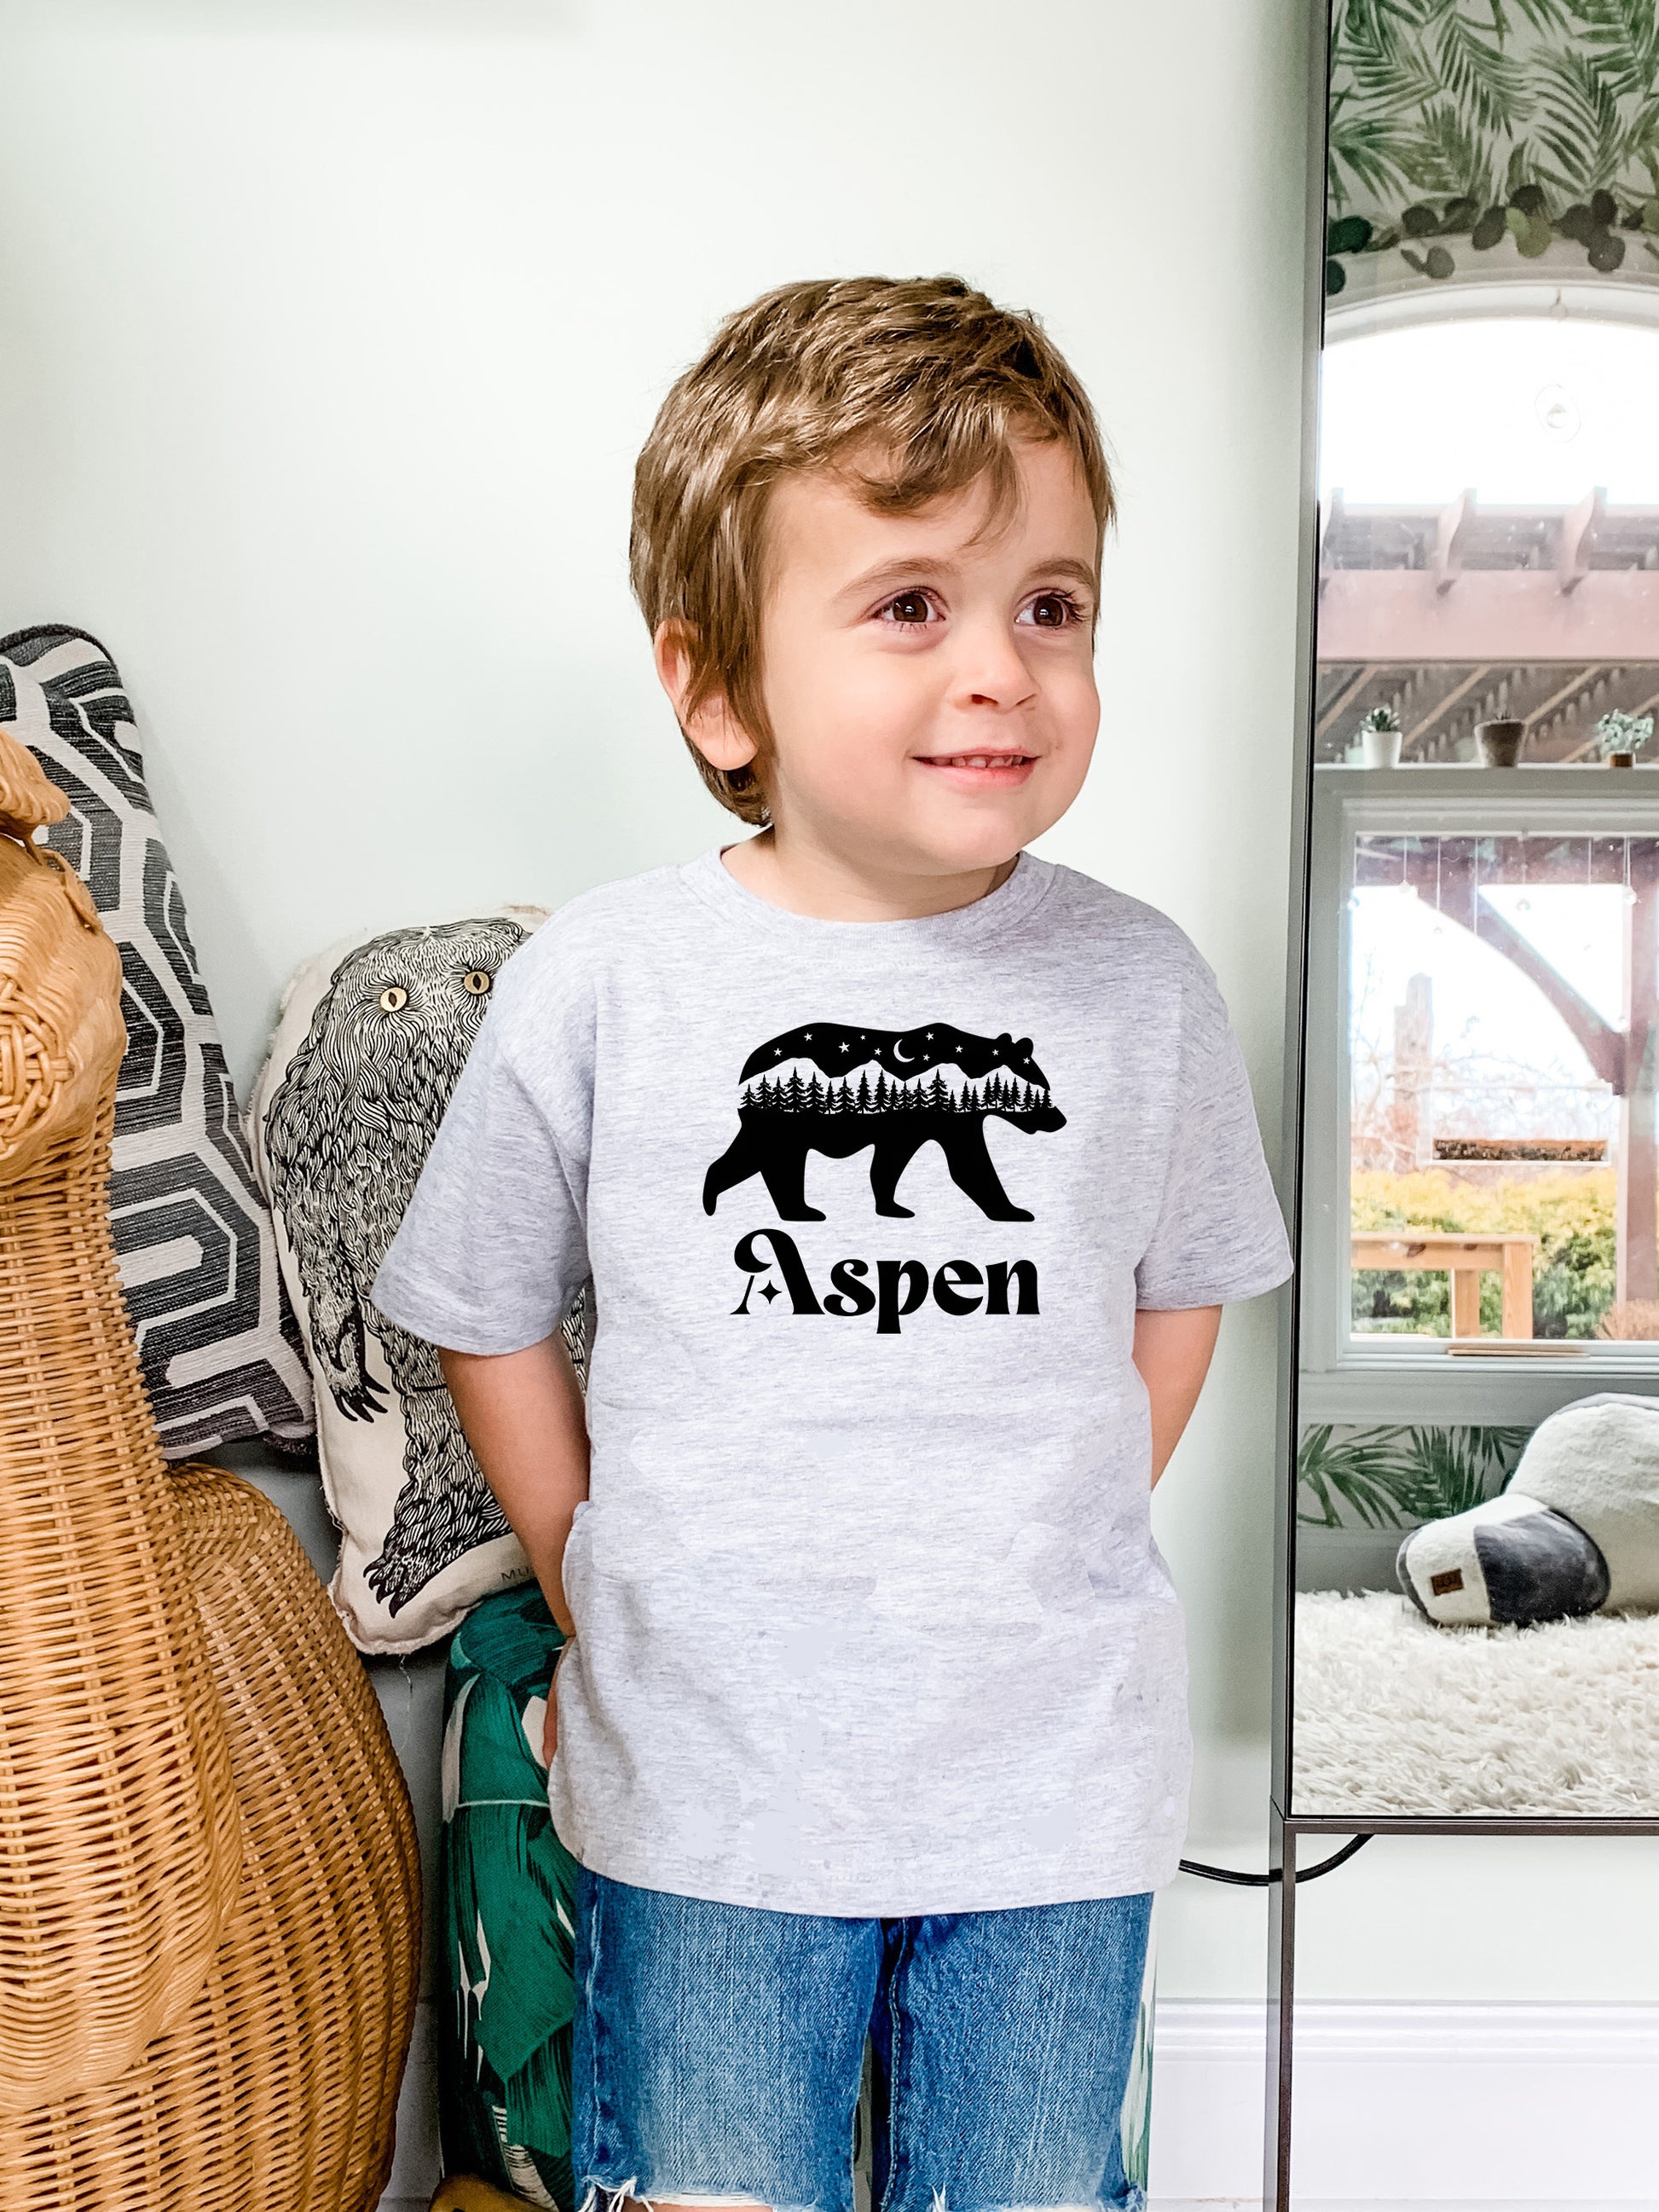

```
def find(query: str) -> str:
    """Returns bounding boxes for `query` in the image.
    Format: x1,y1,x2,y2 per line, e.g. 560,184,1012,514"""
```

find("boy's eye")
877,589,939,626
1020,591,1083,629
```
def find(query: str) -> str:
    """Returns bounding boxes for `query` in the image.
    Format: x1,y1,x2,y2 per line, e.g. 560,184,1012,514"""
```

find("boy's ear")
653,623,758,776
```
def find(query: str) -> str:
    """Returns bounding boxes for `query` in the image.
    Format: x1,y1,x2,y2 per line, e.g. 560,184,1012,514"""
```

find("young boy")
374,274,1291,2212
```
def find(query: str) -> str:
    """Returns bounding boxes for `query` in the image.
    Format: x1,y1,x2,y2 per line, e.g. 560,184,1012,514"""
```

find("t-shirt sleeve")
1134,957,1293,1311
372,1004,588,1355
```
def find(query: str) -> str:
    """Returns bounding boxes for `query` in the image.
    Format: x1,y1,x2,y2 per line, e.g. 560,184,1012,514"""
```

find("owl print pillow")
249,907,583,1654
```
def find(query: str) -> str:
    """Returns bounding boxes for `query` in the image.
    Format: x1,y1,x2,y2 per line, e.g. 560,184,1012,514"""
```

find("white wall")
13,0,1646,2047
0,0,1311,1089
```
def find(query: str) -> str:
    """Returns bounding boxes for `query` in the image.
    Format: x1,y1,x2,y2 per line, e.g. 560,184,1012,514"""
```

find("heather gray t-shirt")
373,849,1291,1915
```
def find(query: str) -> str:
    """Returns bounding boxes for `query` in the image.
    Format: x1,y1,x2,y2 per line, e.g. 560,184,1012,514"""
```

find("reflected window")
1298,303,1659,1413
1349,831,1658,1345
1316,316,1659,767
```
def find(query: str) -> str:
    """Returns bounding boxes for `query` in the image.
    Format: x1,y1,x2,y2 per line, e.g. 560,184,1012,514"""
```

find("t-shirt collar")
681,844,1054,945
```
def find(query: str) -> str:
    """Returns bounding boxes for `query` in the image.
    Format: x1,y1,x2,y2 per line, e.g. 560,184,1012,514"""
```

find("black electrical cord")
1177,1833,1373,1886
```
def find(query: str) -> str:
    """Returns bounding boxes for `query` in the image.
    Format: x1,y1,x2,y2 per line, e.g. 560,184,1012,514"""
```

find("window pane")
1349,831,1659,1343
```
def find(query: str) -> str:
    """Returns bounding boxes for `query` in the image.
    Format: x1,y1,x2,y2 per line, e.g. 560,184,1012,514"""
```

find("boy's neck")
720,826,1020,923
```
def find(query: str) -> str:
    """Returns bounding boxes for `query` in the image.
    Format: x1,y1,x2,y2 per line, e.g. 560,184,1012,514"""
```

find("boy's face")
687,437,1100,883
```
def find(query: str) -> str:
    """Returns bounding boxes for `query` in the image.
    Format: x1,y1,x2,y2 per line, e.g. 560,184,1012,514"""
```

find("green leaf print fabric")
439,1584,578,2209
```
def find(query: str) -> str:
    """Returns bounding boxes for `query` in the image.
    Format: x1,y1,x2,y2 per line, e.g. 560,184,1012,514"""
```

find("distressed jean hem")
915,2198,1143,2212
578,2180,820,2212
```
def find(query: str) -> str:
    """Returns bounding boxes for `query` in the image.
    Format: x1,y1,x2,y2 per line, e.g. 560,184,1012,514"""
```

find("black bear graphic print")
702,1021,1066,1222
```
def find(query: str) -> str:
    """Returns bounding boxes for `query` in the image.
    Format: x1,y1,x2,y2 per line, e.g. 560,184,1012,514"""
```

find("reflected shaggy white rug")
1293,1591,1659,1816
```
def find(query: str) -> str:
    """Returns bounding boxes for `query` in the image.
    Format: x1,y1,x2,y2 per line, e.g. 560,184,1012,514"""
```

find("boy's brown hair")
631,274,1114,825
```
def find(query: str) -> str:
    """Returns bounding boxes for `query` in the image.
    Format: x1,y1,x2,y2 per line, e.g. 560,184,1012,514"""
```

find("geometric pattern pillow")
438,1583,578,2210
0,623,313,1457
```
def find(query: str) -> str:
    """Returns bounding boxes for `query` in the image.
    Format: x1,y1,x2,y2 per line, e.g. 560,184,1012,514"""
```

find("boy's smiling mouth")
915,749,1038,786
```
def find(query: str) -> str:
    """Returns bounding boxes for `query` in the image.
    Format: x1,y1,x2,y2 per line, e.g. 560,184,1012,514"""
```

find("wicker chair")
0,726,421,2206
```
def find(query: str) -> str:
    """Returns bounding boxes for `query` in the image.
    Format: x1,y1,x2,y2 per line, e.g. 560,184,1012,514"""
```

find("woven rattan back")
0,729,244,2111
0,1466,422,2207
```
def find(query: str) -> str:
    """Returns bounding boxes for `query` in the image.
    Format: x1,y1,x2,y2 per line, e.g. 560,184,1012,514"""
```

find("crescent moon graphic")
890,1038,917,1066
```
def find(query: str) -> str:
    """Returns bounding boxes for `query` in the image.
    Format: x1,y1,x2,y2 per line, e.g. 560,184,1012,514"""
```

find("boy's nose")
948,618,1038,713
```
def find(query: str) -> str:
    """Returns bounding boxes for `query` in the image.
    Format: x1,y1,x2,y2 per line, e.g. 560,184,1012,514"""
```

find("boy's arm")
440,1331,589,1646
1132,1305,1223,1487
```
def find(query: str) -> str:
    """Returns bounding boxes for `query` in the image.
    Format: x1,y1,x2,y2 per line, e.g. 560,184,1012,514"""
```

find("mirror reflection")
1292,28,1659,1816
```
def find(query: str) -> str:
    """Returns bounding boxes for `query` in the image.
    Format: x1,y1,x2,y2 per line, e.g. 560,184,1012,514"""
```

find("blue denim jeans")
573,1871,1152,2212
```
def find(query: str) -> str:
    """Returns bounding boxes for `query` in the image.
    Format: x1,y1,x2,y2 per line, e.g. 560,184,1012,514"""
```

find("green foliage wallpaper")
1298,1420,1532,1525
1327,0,1659,295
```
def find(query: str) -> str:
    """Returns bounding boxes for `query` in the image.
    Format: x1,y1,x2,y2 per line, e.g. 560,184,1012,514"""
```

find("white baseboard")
1149,2000,1659,2206
383,1995,1659,2209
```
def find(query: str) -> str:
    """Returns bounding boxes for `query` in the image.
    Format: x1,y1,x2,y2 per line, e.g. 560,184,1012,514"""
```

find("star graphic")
760,1280,781,1302
839,1042,850,1054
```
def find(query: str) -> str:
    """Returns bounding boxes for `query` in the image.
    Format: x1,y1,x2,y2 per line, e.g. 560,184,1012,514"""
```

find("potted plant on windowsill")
1357,705,1403,769
1596,709,1655,769
1475,716,1526,766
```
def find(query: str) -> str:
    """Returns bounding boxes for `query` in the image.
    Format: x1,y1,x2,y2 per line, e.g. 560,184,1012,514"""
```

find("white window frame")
1301,764,1659,1424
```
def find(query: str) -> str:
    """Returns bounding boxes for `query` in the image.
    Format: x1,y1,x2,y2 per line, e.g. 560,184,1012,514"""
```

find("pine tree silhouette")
710,1021,1066,1222
743,1060,1051,1125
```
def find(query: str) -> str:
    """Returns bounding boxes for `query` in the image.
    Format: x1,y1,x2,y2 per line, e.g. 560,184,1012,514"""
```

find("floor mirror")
1269,3,1659,2198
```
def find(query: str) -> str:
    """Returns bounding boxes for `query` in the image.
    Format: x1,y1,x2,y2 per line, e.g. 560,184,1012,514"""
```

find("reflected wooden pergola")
1316,497,1659,767
1356,831,1659,1303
